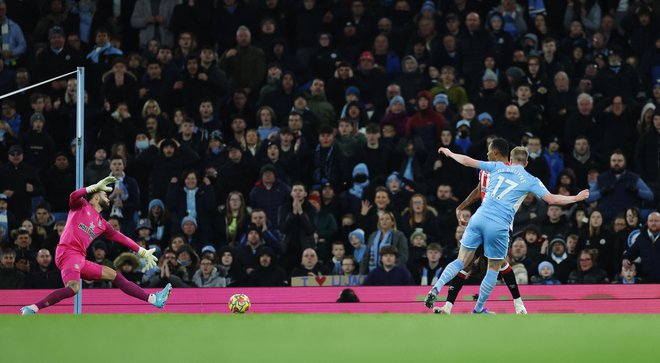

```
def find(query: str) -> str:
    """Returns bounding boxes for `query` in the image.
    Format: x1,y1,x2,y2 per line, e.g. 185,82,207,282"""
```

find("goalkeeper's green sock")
113,272,150,302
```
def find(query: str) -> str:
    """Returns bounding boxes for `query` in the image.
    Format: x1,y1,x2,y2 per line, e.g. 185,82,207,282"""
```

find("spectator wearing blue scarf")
166,169,217,245
360,211,408,274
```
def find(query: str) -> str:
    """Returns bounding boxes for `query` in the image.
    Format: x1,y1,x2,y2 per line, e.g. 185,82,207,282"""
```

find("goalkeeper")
21,177,172,315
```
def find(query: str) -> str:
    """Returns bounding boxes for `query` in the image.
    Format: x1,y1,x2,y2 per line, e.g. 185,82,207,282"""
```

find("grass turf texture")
1,314,657,363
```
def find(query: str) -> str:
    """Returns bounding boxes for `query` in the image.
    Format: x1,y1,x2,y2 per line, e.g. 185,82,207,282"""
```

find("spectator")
564,136,601,189
568,249,609,284
108,155,140,235
593,46,644,102
137,138,200,201
249,164,290,228
635,110,660,194
348,228,366,269
216,245,243,286
217,141,258,202
542,236,575,284
278,182,316,272
84,146,110,186
0,193,16,240
540,205,570,240
405,90,447,152
362,246,413,286
0,247,24,288
615,263,640,284
219,26,266,96
358,186,394,237
192,255,226,288
431,66,467,113
577,209,617,277
42,152,75,214
0,1,27,66
24,248,62,289
587,150,654,222
510,236,534,280
325,241,346,275
290,247,330,278
493,104,525,145
167,168,216,243
130,0,176,49
526,136,551,186
341,255,359,276
0,145,44,220
399,194,441,244
218,191,249,246
531,261,561,284
309,191,336,253
248,246,288,287
623,212,660,283
113,252,143,285
412,242,446,286
360,211,408,275
458,12,497,93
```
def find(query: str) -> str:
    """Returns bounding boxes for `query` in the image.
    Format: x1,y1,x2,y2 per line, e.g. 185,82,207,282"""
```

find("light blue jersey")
477,161,550,226
460,161,550,259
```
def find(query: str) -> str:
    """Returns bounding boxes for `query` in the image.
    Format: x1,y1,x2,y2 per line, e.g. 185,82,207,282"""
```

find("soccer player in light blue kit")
424,146,589,313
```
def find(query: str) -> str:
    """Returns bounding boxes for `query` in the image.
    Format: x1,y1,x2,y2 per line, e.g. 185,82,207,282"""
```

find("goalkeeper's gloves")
138,247,158,270
86,176,117,193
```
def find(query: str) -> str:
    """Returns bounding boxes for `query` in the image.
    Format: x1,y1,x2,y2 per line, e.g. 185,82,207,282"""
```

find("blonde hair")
510,146,528,164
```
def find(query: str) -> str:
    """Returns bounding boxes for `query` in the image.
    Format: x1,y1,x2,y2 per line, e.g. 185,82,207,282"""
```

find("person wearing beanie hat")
389,95,405,108
348,228,366,265
381,93,409,136
180,216,198,230
532,261,560,284
433,93,449,107
477,112,493,126
420,1,436,14
20,108,55,171
147,198,170,243
482,69,498,83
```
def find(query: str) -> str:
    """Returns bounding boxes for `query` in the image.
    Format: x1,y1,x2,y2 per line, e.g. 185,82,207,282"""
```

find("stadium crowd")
0,0,659,290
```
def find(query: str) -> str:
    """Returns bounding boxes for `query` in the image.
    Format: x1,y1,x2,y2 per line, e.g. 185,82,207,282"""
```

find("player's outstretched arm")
542,189,589,206
438,147,480,168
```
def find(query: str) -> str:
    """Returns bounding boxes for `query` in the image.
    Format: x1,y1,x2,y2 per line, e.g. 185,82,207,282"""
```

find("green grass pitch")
1,314,657,363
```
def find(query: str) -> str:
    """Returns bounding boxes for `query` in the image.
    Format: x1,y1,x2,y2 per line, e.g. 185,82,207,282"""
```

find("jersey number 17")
490,176,519,200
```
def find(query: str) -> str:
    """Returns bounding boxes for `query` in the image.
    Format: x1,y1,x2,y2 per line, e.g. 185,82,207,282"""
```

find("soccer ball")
228,293,251,313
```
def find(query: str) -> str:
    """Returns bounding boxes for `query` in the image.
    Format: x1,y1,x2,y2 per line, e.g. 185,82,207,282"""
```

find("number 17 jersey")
476,161,550,227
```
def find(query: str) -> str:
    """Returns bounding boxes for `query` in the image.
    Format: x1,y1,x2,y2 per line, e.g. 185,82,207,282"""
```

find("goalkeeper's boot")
153,283,172,308
472,308,495,314
424,288,438,309
20,306,37,315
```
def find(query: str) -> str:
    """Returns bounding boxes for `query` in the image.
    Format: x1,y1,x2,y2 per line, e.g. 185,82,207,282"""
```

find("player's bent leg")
425,247,475,309
22,280,79,315
104,265,158,305
473,259,502,314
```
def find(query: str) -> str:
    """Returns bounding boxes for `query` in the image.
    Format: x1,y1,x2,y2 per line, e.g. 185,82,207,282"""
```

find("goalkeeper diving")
21,177,172,315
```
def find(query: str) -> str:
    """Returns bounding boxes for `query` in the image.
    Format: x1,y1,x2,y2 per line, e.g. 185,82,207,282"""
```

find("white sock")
28,304,39,312
513,297,523,305
148,294,156,304
443,302,453,311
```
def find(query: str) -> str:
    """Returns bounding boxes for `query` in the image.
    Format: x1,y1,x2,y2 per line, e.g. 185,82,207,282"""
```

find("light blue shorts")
460,214,509,259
